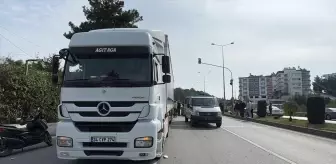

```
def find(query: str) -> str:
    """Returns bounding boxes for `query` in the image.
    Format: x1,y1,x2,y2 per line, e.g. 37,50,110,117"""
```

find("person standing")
177,102,181,116
249,101,254,118
234,101,239,116
240,101,246,118
269,102,273,116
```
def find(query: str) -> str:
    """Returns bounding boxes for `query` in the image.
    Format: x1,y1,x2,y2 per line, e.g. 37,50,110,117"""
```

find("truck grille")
72,111,140,117
62,101,148,107
199,112,218,116
74,121,137,132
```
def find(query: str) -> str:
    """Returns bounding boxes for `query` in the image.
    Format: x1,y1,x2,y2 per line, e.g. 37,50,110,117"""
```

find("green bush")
307,96,325,124
284,101,298,121
0,59,59,123
257,100,267,117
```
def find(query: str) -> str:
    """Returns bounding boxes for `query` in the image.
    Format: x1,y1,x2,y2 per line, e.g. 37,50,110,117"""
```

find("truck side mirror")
52,56,60,85
162,56,170,74
162,75,171,83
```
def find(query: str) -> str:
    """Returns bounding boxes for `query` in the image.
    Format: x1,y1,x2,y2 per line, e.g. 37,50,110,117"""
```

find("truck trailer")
51,28,174,161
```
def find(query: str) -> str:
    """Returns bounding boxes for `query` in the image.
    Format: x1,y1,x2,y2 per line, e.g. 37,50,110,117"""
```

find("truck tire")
216,122,222,128
184,116,188,122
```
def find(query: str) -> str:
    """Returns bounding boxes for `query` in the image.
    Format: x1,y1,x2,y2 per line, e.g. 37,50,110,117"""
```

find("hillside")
174,87,213,102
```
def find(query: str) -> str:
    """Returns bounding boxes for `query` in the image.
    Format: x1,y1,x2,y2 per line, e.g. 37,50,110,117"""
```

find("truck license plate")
91,136,116,143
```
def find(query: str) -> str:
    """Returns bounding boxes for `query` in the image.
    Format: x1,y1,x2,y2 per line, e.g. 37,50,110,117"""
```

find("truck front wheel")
184,116,188,122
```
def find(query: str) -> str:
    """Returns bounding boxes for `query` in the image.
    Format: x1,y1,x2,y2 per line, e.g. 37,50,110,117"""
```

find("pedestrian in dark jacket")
219,102,224,113
234,102,239,116
269,102,273,116
177,102,181,116
239,101,246,117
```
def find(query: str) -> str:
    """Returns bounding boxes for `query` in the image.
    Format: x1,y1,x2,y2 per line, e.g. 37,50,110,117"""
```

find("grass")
256,116,336,133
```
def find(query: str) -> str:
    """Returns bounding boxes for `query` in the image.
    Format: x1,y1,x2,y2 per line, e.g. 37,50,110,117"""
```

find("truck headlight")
193,111,199,116
57,136,73,147
217,112,222,116
134,136,153,148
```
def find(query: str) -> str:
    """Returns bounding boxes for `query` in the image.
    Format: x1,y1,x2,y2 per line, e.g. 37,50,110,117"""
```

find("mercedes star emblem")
97,102,110,116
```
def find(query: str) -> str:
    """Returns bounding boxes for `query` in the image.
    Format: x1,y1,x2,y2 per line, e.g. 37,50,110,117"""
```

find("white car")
267,106,284,116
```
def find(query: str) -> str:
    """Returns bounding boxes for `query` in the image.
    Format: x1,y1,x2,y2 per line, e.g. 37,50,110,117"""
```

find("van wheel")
216,122,222,128
185,116,188,122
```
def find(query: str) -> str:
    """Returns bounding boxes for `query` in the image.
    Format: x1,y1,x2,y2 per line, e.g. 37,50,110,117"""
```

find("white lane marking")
222,125,244,128
225,116,336,143
221,127,297,164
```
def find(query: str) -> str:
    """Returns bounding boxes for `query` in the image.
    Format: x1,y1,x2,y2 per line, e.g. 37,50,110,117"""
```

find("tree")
313,75,336,96
0,58,59,123
283,101,298,121
174,88,212,103
64,0,143,39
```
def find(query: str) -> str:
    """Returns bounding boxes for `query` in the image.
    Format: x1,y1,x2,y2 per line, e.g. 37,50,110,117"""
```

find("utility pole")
198,71,211,93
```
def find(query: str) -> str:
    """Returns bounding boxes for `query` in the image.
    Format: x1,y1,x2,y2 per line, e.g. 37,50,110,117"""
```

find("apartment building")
239,67,311,100
322,73,336,80
239,74,267,102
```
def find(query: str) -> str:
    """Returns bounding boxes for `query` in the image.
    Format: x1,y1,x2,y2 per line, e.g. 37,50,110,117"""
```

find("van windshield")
192,98,218,107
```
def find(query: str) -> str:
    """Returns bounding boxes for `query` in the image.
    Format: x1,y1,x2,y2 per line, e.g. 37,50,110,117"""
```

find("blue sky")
0,0,336,98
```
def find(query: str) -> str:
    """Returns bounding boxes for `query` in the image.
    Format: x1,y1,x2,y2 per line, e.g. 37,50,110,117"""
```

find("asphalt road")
1,116,336,164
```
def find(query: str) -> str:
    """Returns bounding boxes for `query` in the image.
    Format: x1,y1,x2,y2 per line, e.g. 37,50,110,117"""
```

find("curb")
223,114,336,140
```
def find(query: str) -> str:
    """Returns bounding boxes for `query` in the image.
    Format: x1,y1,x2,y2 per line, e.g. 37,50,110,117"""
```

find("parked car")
325,108,336,120
267,105,284,116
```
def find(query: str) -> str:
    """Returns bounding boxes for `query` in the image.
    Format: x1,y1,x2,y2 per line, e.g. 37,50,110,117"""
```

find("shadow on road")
70,158,161,164
170,120,218,130
8,142,51,156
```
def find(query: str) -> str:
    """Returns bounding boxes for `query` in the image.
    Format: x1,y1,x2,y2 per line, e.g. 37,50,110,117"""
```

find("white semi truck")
51,28,174,161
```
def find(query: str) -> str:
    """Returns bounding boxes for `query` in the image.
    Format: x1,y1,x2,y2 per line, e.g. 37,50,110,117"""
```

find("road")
1,116,336,164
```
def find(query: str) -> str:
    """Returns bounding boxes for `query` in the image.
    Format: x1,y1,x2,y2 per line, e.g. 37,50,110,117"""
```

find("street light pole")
221,46,226,107
198,71,211,93
211,42,234,110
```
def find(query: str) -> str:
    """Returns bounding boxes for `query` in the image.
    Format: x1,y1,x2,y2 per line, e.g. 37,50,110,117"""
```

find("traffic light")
198,58,202,64
230,79,233,85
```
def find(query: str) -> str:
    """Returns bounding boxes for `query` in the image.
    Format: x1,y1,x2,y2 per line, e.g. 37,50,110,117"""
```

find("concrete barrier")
223,114,336,140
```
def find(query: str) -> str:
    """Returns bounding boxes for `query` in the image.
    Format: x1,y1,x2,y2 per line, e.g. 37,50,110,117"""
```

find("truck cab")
51,28,174,161
184,96,222,127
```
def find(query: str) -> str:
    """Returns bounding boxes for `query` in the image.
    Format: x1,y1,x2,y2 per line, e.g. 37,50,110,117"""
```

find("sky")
0,0,336,98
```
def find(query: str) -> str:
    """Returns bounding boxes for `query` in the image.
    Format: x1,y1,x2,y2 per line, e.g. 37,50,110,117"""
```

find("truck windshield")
63,54,151,87
192,98,218,107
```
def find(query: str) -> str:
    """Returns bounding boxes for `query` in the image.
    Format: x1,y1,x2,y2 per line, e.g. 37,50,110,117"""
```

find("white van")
183,96,222,127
